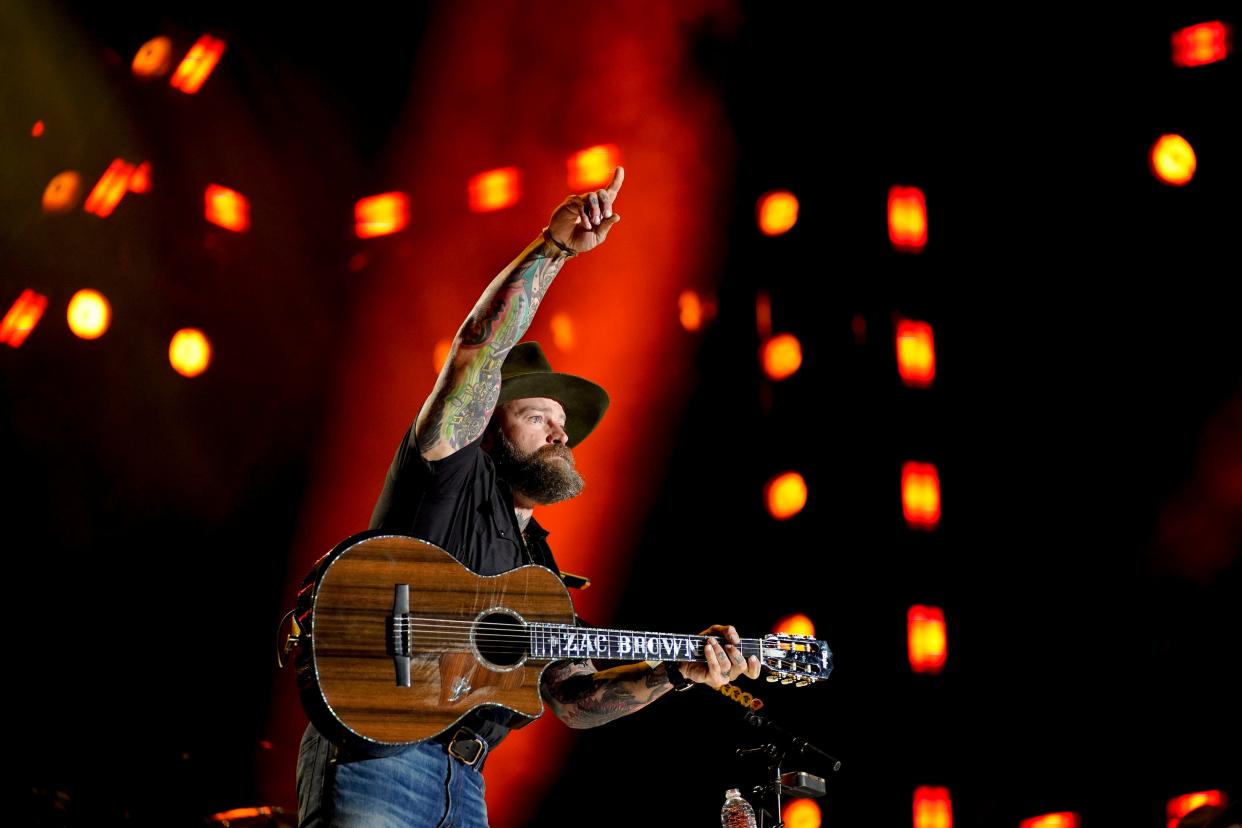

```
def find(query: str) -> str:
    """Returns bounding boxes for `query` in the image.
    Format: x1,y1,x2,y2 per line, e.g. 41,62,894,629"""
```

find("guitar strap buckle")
445,728,488,769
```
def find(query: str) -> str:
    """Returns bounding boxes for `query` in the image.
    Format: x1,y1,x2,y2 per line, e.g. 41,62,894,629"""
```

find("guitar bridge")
387,584,412,687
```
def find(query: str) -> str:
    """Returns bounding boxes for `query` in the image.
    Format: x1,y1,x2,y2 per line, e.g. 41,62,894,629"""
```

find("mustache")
534,444,575,462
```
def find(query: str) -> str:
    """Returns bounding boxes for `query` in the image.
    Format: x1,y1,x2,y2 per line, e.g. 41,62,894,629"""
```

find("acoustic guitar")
291,532,832,756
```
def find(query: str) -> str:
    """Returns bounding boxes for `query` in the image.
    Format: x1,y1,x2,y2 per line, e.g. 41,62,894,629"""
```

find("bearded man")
296,167,760,827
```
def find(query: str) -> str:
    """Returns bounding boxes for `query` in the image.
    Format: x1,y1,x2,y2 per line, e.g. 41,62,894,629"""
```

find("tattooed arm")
539,625,762,729
416,167,625,461
539,659,675,730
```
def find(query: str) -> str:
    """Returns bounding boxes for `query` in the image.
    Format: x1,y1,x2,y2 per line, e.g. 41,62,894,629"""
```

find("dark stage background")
4,3,1239,826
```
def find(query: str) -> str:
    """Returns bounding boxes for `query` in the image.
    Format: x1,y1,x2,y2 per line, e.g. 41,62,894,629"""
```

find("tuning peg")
796,679,812,687
765,674,779,683
780,676,795,685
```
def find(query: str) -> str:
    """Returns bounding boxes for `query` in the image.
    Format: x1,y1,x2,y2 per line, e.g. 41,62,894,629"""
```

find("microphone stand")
735,711,841,828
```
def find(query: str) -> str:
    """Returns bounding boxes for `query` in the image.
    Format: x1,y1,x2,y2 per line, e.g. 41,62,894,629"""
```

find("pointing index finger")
605,166,625,197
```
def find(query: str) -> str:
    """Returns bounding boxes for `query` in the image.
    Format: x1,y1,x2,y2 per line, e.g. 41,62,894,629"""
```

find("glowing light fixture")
757,190,799,236
766,472,808,520
169,328,212,377
908,606,947,674
468,167,520,212
896,320,935,388
67,289,111,340
170,35,226,94
888,186,928,252
1,289,48,348
355,192,408,239
902,461,941,530
205,184,250,232
568,144,621,190
1150,134,1197,186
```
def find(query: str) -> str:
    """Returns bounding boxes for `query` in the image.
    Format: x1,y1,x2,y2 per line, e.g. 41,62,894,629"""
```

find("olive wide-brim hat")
497,342,609,447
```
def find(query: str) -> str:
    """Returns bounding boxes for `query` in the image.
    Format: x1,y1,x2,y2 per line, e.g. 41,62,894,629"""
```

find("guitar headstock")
760,633,833,686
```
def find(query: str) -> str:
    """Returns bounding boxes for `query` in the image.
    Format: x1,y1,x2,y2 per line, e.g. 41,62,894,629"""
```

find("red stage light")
67,289,111,340
766,472,808,520
1019,813,1080,828
468,167,521,212
169,328,212,377
757,190,799,236
32,120,45,137
888,186,928,252
908,606,947,674
896,319,936,388
567,145,621,190
129,161,152,194
133,35,174,78
1150,134,1197,186
914,786,953,828
205,184,250,232
84,160,136,218
782,798,821,828
772,613,815,637
170,35,226,94
761,333,802,381
355,192,409,239
1171,21,1231,67
43,171,82,214
1167,791,1226,828
1,289,48,348
902,461,941,530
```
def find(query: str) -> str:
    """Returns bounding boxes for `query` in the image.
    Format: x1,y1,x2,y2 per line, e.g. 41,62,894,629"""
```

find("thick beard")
490,431,585,505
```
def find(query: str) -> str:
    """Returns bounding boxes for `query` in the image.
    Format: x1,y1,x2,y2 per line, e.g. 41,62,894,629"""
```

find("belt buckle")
446,728,486,767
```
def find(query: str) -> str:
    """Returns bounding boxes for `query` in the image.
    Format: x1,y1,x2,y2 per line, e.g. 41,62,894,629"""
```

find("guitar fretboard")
528,623,762,663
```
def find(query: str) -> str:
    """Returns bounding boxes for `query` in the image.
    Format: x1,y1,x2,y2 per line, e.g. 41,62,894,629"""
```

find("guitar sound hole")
474,613,526,668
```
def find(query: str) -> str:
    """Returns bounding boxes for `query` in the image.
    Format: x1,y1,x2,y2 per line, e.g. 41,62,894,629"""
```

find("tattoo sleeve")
415,235,570,456
540,659,676,729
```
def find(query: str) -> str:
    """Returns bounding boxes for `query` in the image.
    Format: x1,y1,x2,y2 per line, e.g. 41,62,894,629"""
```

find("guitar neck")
528,623,761,664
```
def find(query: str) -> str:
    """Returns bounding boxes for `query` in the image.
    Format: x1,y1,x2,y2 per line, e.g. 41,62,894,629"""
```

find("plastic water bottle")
721,788,757,828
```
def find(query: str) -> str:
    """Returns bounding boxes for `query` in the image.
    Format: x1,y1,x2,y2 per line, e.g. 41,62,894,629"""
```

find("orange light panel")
1167,791,1226,828
550,313,575,351
757,190,799,236
169,328,212,377
755,290,772,340
1019,813,1080,828
43,171,82,214
129,161,152,194
773,613,816,637
782,798,821,828
1150,134,1197,186
1172,22,1231,67
908,606,947,674
766,472,807,520
205,184,250,232
1,289,49,348
679,290,703,331
355,192,409,239
568,144,621,190
761,333,802,381
897,320,936,388
170,35,226,94
468,167,521,212
32,120,45,137
914,786,953,828
433,339,452,374
67,289,111,340
902,461,941,530
84,160,136,218
133,35,174,78
888,186,928,252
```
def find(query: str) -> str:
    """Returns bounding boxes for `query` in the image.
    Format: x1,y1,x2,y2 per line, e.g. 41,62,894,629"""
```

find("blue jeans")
297,723,490,828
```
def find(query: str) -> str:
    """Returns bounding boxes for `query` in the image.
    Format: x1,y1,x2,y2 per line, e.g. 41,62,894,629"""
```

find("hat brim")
498,372,609,448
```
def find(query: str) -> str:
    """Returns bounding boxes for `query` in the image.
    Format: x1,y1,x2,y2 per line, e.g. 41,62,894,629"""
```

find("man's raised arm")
416,167,624,461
